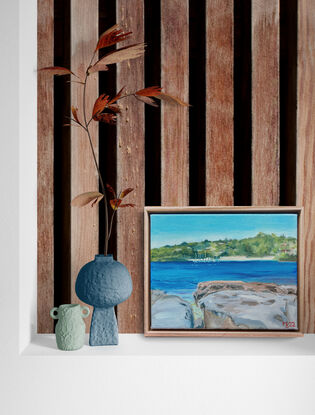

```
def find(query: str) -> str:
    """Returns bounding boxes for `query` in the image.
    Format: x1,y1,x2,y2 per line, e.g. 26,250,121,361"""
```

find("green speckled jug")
50,304,90,351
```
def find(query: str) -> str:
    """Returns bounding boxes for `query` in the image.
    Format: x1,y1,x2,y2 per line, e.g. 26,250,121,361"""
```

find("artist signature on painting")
282,321,296,328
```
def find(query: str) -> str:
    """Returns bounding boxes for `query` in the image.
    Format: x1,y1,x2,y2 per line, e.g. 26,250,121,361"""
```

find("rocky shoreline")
151,281,298,330
151,290,195,329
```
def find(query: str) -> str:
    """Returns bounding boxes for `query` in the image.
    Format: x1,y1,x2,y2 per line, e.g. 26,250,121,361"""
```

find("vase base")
89,338,118,346
89,306,118,346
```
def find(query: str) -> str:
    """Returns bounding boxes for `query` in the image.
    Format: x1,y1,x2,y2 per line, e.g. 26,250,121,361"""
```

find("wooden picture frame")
144,206,304,337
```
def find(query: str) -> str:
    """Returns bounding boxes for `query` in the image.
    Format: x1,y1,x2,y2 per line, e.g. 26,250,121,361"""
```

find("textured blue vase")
75,255,132,346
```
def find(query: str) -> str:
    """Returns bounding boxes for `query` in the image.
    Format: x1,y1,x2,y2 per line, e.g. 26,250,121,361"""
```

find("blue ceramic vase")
75,255,132,346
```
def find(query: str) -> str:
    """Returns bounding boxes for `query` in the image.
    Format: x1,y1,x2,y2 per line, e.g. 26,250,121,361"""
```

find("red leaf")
135,86,162,97
134,95,158,107
38,66,76,77
94,113,117,124
120,188,134,198
71,106,81,125
107,105,121,114
108,87,125,105
92,94,110,119
109,199,135,209
106,184,116,198
96,24,132,51
110,199,122,210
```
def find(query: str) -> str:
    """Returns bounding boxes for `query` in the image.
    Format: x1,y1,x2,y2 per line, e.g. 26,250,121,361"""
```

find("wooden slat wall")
206,0,234,206
251,0,280,205
37,0,54,333
116,0,145,333
70,0,99,329
37,0,315,334
297,0,315,333
161,0,189,206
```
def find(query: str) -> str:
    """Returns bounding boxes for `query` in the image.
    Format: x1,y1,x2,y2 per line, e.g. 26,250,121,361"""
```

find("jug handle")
50,307,59,320
81,306,90,319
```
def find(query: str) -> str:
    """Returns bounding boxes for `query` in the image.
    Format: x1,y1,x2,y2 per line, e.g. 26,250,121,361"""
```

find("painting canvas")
147,209,299,332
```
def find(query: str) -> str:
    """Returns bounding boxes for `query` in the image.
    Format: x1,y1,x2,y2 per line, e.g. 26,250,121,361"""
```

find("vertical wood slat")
205,0,234,206
37,0,54,333
252,0,280,205
117,0,145,333
297,0,315,333
161,0,189,206
70,0,99,330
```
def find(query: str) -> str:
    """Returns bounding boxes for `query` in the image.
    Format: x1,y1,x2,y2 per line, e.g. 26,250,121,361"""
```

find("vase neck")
94,254,113,262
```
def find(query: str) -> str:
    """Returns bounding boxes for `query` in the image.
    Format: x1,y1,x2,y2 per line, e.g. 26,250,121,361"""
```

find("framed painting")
144,207,304,337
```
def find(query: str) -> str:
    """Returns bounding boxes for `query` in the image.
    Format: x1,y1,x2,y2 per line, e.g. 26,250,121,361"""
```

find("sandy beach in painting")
216,255,275,261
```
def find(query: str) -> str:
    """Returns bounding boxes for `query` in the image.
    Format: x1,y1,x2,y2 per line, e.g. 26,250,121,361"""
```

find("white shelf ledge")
21,333,315,356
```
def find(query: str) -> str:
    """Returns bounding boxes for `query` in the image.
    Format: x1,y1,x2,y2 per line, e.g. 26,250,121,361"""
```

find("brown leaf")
71,191,104,207
94,113,117,124
120,188,134,198
108,87,125,105
92,94,109,119
63,123,80,128
135,86,162,97
119,203,135,208
106,184,116,198
155,92,189,107
110,199,122,210
135,95,158,107
71,106,81,125
38,66,76,77
66,80,85,85
96,25,132,51
88,63,109,74
89,43,146,72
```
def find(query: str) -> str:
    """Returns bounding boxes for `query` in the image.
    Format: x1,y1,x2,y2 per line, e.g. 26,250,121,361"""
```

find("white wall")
0,1,314,414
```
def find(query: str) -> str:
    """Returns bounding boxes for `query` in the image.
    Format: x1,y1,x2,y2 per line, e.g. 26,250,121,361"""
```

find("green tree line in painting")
151,233,297,262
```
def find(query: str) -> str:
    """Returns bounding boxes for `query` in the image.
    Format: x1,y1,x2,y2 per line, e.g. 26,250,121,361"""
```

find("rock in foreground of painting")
194,281,297,330
151,290,194,328
151,282,298,330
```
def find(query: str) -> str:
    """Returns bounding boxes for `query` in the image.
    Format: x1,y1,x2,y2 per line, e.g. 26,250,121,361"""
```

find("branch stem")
82,70,109,255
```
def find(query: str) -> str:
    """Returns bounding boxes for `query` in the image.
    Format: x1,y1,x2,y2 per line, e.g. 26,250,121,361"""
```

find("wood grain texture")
70,0,99,330
297,0,315,333
206,0,234,206
161,0,189,206
252,0,280,205
37,0,54,333
116,0,145,333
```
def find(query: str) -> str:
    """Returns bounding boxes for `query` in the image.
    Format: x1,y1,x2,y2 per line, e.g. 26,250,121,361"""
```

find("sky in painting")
150,213,298,248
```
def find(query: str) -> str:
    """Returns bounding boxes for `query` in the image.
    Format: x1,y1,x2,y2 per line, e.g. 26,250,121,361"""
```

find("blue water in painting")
151,261,297,302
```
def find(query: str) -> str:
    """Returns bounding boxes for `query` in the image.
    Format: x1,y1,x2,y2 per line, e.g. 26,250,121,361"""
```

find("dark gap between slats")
54,0,71,307
145,0,161,206
234,0,252,206
280,0,297,206
99,0,117,256
189,0,206,206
